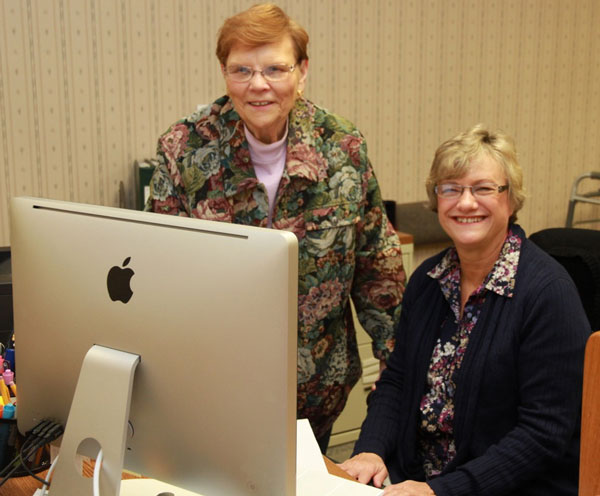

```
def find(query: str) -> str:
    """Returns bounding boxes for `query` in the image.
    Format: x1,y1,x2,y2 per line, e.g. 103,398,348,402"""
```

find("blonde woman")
342,125,589,495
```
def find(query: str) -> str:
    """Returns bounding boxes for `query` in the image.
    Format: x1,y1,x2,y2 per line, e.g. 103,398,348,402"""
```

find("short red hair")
216,3,309,65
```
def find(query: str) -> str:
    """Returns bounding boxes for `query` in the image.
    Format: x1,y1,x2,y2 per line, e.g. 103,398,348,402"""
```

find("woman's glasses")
225,64,296,83
435,183,509,199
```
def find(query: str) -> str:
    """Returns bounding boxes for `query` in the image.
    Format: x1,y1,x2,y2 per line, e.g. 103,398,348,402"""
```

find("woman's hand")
382,481,436,495
371,360,388,391
338,452,389,487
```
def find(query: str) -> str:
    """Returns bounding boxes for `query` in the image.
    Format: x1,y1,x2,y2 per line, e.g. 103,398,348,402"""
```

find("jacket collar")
217,97,327,197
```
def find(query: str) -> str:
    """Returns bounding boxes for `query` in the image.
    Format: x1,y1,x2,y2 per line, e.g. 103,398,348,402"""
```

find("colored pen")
2,370,16,397
0,378,11,405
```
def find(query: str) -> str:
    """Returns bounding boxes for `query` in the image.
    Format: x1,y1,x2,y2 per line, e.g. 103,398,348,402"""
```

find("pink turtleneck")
244,124,288,227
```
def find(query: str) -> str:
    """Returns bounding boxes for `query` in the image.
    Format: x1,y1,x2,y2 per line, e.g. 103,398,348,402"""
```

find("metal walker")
565,172,600,228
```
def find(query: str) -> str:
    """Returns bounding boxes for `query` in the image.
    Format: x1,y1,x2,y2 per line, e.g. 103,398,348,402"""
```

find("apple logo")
107,257,135,303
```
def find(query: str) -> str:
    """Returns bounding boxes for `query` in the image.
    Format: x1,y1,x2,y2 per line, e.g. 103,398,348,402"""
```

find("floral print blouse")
418,229,521,477
145,95,405,438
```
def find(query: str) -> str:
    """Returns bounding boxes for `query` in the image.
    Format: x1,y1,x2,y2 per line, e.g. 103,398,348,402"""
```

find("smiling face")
223,36,308,144
437,154,514,256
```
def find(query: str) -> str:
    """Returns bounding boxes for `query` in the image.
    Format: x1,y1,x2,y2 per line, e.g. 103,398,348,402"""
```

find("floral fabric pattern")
418,229,521,477
145,95,405,438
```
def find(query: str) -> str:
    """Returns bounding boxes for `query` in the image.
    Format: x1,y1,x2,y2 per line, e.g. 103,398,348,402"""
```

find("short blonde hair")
216,4,309,66
425,124,526,223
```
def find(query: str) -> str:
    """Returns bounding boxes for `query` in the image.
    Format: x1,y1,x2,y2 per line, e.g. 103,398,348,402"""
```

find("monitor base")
50,345,140,496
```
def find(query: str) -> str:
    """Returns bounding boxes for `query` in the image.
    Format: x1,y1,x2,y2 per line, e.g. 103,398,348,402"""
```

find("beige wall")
1,0,599,247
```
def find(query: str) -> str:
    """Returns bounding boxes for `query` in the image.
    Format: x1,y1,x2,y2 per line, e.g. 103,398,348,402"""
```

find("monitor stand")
49,345,140,495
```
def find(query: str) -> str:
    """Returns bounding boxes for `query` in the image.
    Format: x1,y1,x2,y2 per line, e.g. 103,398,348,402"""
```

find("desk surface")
0,456,355,495
0,459,138,495
323,456,355,481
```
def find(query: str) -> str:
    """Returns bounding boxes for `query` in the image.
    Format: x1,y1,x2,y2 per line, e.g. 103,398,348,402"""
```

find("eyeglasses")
435,182,509,199
224,64,296,83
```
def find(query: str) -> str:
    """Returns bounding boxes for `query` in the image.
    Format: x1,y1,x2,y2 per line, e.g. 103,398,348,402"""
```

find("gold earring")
297,89,303,98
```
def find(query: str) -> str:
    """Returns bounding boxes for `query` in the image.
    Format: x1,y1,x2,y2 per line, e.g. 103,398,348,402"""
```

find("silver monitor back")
10,196,298,495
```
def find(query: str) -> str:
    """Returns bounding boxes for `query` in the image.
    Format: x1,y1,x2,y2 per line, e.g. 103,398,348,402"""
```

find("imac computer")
10,196,298,495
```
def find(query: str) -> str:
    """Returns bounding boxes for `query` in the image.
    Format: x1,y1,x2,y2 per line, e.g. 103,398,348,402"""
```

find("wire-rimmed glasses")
224,64,296,83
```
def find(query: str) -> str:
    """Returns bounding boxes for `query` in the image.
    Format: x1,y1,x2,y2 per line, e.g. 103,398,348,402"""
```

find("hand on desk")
339,452,388,487
339,453,436,496
380,480,435,495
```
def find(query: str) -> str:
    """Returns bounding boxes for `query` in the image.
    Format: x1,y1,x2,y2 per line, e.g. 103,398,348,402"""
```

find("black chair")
529,228,600,331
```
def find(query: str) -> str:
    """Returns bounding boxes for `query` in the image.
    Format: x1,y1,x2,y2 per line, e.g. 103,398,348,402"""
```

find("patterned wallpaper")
1,0,599,247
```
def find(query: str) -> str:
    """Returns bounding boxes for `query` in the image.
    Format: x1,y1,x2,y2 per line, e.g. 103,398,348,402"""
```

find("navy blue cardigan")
353,225,591,496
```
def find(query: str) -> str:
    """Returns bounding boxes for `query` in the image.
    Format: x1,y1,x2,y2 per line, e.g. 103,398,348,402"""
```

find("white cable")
93,449,104,496
40,453,59,496
38,448,104,496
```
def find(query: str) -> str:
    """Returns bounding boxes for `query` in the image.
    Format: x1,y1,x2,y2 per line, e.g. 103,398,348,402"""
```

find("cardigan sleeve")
352,260,433,459
428,269,589,495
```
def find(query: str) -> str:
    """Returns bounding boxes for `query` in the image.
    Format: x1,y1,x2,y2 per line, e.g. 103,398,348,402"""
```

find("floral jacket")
145,95,405,438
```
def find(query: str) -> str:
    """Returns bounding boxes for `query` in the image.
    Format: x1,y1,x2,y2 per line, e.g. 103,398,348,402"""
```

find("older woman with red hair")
146,3,405,453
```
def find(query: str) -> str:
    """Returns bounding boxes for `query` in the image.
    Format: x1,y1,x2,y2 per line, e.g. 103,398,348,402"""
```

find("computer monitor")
10,196,298,495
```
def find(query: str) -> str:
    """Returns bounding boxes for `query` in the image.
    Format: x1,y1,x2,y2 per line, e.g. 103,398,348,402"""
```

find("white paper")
296,418,328,476
295,418,383,496
120,419,383,495
297,469,384,496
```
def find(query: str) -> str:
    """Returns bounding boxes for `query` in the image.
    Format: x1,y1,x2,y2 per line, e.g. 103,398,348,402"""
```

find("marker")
2,370,16,397
3,349,14,372
0,378,10,405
